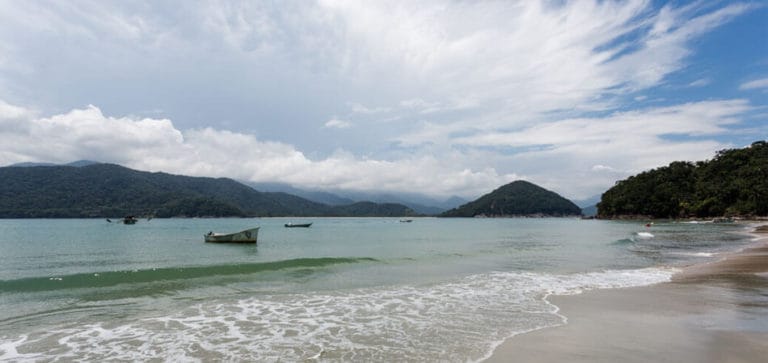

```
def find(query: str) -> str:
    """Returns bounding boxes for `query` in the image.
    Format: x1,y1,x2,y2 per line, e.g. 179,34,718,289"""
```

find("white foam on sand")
0,335,41,361
670,251,716,258
1,267,676,362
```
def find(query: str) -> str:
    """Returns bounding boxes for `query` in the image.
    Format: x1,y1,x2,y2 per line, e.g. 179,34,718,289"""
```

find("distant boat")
284,222,312,228
204,227,259,243
106,216,138,224
399,219,413,223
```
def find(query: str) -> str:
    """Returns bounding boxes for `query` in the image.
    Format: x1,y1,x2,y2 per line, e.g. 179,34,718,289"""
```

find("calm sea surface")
0,218,754,361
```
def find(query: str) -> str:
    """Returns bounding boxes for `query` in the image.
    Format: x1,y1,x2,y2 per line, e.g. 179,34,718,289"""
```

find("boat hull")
284,223,312,228
204,227,259,243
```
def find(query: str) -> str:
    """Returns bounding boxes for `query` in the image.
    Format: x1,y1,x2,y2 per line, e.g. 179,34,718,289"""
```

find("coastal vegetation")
440,180,582,217
598,141,768,218
0,164,417,218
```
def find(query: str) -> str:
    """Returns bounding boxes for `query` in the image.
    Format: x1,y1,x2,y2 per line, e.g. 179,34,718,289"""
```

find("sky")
0,0,766,201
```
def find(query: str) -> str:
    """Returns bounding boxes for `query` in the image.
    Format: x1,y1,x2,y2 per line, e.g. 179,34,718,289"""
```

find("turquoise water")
0,218,753,361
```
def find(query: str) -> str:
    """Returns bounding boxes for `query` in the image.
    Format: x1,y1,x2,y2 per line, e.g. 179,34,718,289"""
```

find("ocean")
0,218,754,361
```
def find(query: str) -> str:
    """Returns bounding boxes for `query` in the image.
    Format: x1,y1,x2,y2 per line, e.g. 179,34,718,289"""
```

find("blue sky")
0,0,766,200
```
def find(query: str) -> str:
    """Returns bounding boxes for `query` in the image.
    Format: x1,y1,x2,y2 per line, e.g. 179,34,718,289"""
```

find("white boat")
204,227,259,243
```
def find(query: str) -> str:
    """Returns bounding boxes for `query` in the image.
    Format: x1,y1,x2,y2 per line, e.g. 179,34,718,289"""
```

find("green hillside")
440,180,581,217
0,164,417,218
597,141,768,218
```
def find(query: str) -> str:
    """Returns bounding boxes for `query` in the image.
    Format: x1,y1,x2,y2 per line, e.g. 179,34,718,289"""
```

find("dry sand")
485,225,768,363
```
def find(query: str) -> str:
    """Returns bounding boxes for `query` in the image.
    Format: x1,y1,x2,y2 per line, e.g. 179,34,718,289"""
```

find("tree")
597,141,768,218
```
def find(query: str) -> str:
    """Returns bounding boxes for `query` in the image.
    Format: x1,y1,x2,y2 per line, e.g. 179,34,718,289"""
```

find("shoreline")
673,224,768,282
484,223,768,362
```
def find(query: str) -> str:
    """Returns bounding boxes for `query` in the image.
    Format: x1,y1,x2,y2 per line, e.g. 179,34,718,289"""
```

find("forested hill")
0,164,417,218
440,180,582,217
597,141,768,219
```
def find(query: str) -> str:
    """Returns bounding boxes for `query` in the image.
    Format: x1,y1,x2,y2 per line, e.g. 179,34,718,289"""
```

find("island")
440,180,582,217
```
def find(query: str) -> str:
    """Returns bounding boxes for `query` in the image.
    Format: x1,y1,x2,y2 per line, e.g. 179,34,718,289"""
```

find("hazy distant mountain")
581,205,598,217
335,191,466,215
9,160,101,168
250,182,467,215
66,160,102,167
249,182,355,206
9,162,58,167
0,164,417,218
441,180,582,217
442,196,469,209
573,194,601,208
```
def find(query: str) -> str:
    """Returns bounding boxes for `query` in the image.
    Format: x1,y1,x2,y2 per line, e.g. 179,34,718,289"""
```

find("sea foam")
1,267,675,362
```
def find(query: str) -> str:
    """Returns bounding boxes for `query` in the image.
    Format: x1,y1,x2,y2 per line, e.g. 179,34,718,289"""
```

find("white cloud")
0,105,183,166
740,77,768,90
0,2,760,201
320,1,753,147
0,99,35,122
324,118,352,129
688,78,711,87
605,3,751,91
400,99,433,109
0,98,752,200
592,165,617,172
504,138,728,199
445,99,751,198
0,2,752,136
0,101,511,198
350,103,390,114
454,100,750,148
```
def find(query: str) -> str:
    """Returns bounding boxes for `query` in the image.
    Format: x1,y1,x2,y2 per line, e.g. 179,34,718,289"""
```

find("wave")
611,238,635,245
0,267,676,362
635,232,655,239
0,257,378,293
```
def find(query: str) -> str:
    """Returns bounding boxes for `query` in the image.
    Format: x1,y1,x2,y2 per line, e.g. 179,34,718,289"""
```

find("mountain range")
249,182,466,215
0,163,418,218
2,161,584,219
8,161,466,215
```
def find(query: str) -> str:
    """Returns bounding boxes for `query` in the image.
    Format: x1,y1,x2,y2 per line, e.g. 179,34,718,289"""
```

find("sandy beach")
675,225,768,282
485,225,768,363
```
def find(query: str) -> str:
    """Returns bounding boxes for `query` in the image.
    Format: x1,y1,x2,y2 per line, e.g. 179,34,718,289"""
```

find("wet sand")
674,227,768,282
485,226,768,363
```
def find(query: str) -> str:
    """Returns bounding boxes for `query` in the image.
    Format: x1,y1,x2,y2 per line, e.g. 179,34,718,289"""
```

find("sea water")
0,218,752,361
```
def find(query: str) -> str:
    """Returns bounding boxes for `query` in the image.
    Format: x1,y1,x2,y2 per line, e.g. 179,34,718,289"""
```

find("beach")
1,218,762,361
486,225,768,363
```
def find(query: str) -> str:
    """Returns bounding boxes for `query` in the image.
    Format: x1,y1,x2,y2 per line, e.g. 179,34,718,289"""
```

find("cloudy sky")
0,0,766,200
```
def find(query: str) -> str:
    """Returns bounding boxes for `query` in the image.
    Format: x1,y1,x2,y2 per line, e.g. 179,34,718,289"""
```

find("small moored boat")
284,223,312,228
204,227,259,243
